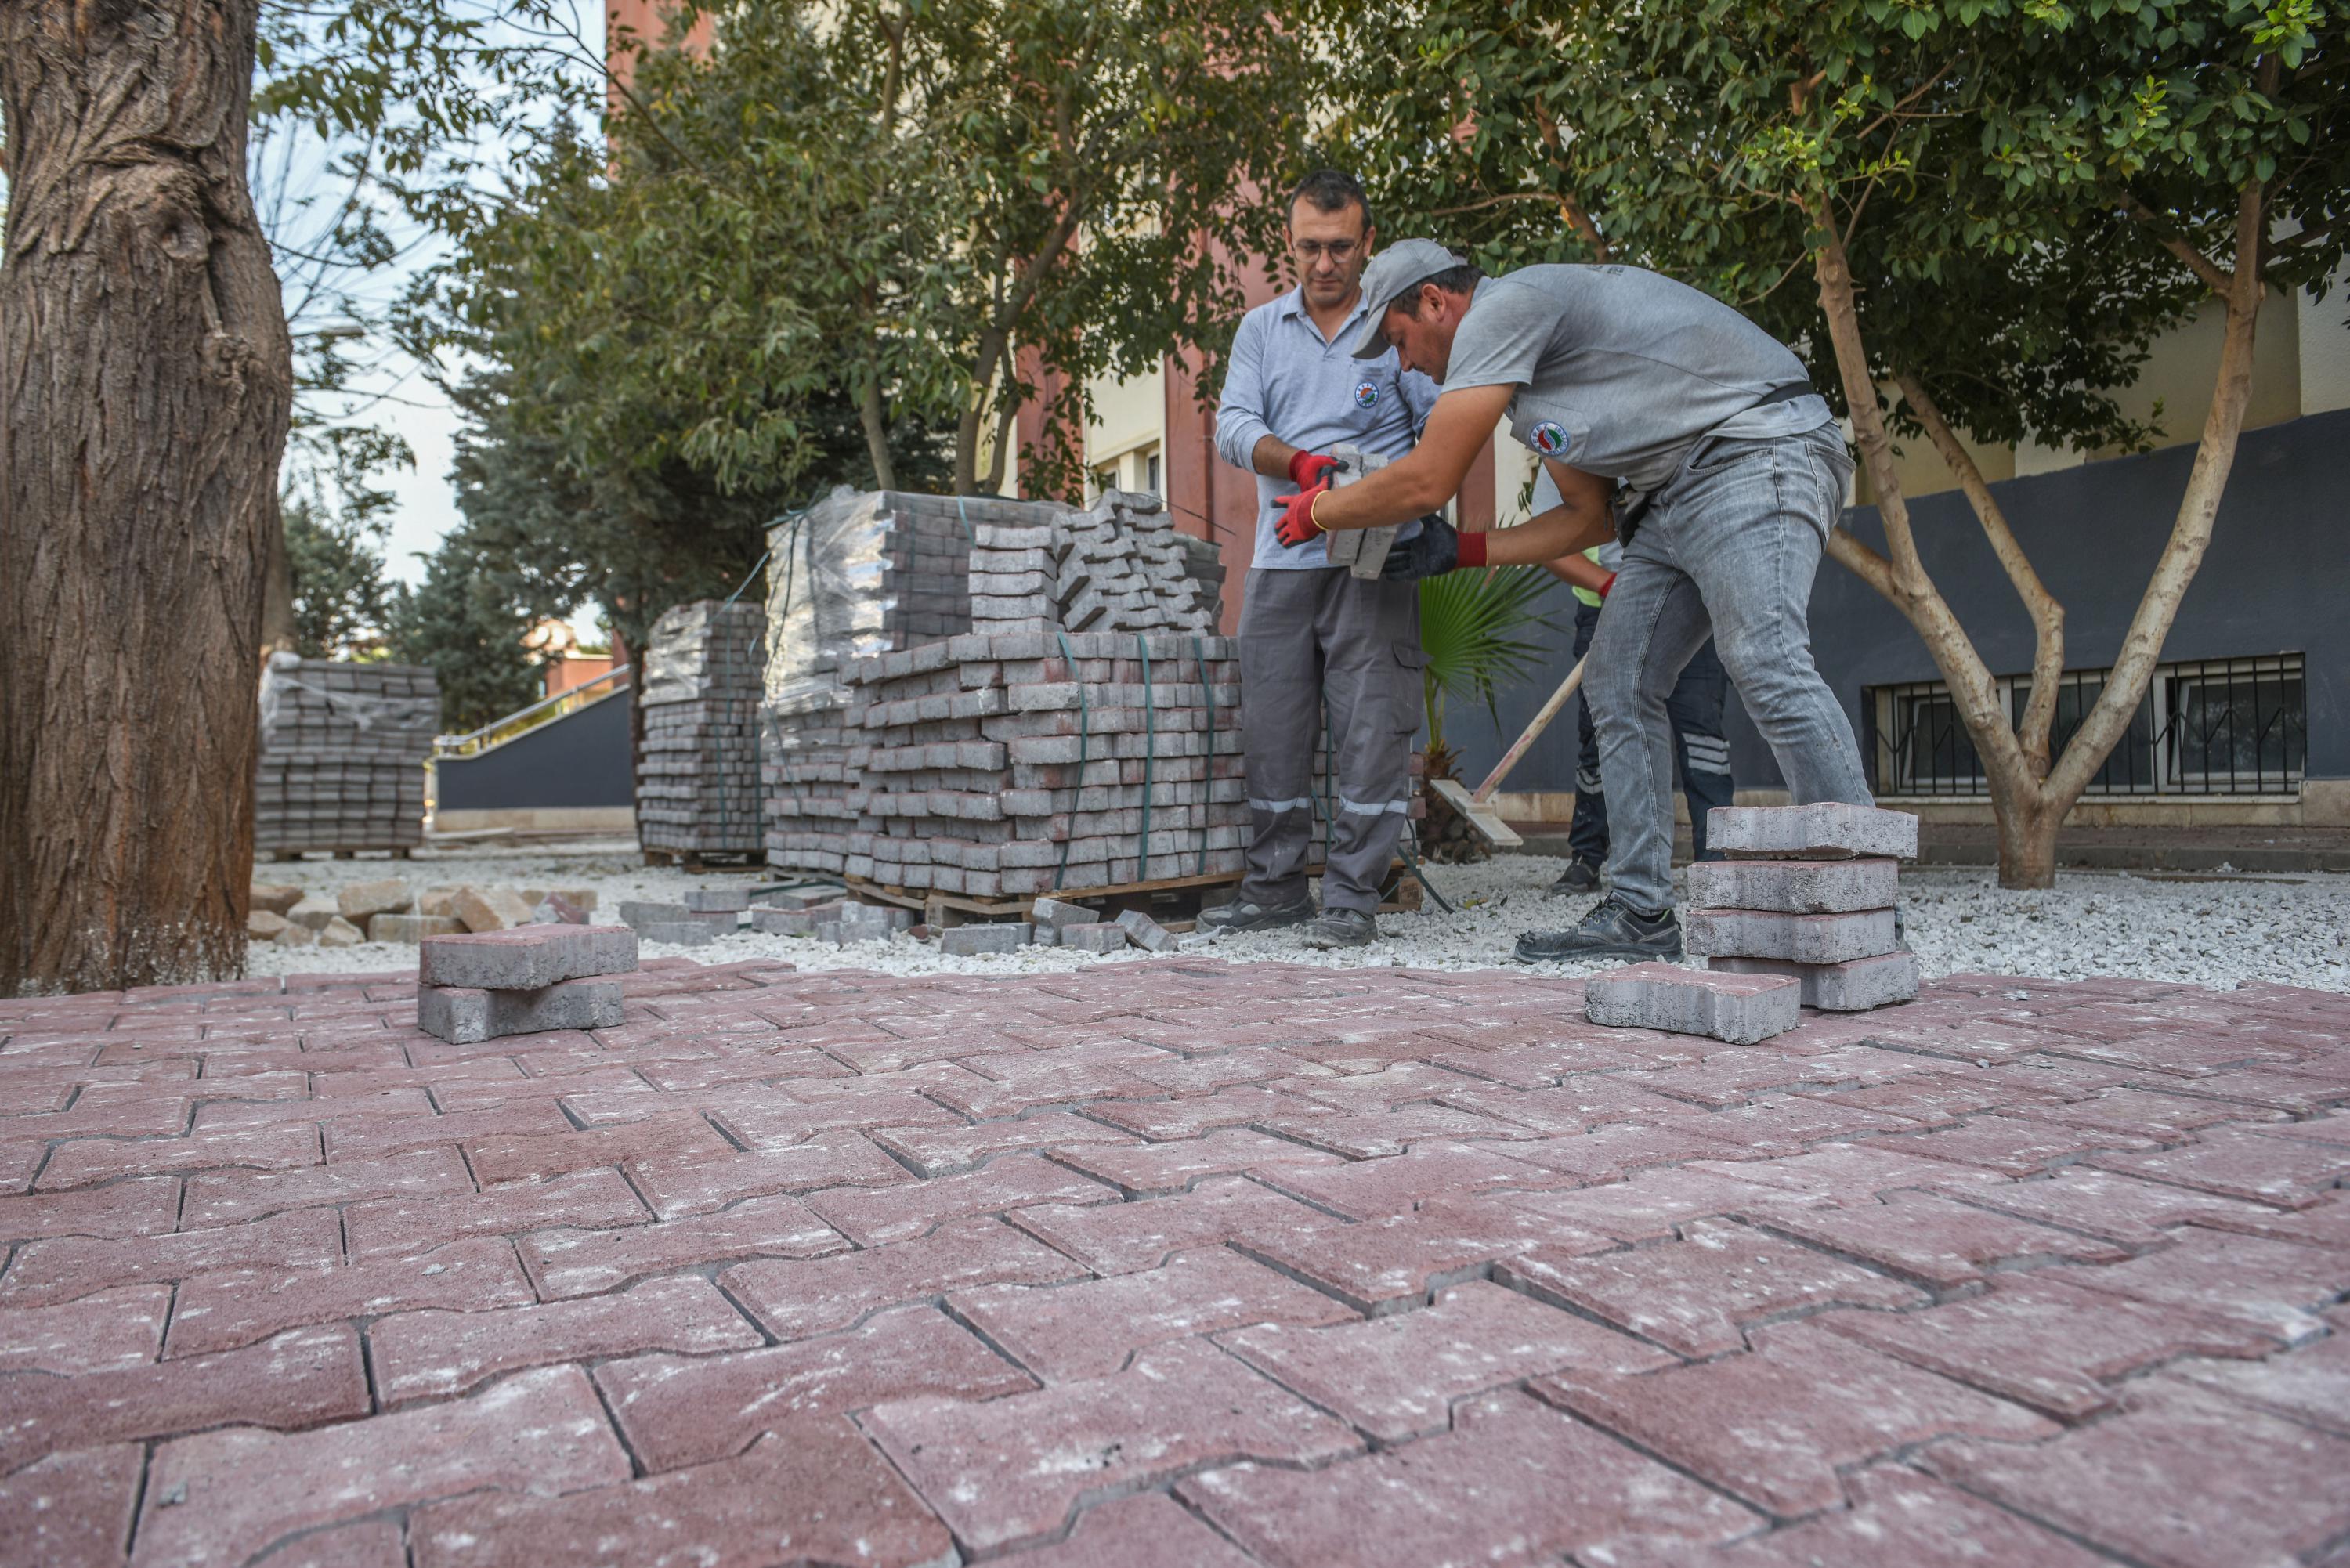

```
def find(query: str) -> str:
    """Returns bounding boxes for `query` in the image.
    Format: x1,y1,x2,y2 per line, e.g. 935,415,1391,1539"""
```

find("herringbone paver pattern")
2,955,2346,1565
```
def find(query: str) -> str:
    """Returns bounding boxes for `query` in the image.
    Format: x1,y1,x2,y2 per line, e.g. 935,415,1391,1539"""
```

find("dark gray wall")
1454,407,2348,794
435,689,635,811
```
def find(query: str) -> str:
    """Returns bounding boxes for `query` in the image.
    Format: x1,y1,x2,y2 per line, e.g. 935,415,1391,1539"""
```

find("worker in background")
1199,172,1439,950
1531,467,1734,897
1273,240,1869,962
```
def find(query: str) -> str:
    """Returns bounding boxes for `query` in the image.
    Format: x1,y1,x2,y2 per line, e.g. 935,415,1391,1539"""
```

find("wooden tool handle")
1472,654,1588,803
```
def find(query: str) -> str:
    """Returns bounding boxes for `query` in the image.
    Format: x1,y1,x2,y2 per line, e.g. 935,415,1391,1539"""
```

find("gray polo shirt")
1216,286,1439,569
1443,265,1831,493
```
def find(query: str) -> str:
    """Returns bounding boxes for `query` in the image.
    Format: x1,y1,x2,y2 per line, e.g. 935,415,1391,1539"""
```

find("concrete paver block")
1058,921,1129,952
286,894,339,931
634,921,716,947
1585,962,1801,1044
370,913,463,944
317,917,364,948
838,902,895,944
1685,857,1897,913
416,978,625,1045
939,923,1029,956
418,925,638,991
1029,895,1095,934
1711,950,1920,1009
617,900,691,929
336,879,414,922
749,907,815,936
1683,907,1899,963
1115,909,1177,952
273,920,317,948
1708,802,1918,859
248,910,291,941
683,887,751,912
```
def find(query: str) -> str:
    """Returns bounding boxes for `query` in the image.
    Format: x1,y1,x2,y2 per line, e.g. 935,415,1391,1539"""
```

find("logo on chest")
1353,378,1380,410
1532,420,1572,457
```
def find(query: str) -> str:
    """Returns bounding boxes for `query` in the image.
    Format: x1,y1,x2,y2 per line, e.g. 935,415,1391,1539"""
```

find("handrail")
433,664,632,760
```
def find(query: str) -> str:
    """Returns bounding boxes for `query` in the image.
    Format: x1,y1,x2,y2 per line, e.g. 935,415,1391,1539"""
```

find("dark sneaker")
1548,858,1602,896
1515,895,1683,963
1198,894,1316,934
1301,908,1377,950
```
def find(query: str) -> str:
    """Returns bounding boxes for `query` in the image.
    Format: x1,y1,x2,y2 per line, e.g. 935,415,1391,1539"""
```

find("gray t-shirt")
1443,265,1831,493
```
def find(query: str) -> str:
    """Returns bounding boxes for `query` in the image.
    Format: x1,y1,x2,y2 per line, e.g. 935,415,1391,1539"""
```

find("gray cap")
1346,238,1467,359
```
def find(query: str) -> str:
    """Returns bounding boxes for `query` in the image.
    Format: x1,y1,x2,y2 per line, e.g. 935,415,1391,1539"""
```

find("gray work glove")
1379,515,1459,580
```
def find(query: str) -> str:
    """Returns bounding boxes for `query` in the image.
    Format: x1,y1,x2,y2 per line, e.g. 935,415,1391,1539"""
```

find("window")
1865,654,2305,798
1144,450,1162,497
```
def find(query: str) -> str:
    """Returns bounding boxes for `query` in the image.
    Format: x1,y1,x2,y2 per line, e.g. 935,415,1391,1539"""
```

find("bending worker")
1198,172,1437,951
1533,468,1735,898
1272,239,1871,962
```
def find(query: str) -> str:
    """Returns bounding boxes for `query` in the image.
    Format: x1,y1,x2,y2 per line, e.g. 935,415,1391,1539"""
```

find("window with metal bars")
1864,654,2306,797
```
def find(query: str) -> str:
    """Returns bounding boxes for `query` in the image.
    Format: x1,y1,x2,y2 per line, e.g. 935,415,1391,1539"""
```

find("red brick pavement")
2,956,2346,1566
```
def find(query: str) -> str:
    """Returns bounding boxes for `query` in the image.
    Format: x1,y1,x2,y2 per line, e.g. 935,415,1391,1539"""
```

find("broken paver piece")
1585,962,1801,1045
248,883,304,916
247,910,291,941
370,913,463,944
415,979,624,1045
450,886,533,933
418,924,638,990
1708,803,1918,859
1115,909,1177,952
335,879,414,922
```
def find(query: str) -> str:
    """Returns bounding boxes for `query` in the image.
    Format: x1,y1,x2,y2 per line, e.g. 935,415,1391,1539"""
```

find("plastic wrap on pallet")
763,488,898,714
255,654,439,852
641,602,713,706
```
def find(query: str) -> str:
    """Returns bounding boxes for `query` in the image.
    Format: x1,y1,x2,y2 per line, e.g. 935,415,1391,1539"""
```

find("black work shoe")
1301,908,1377,950
1514,895,1683,963
1198,894,1317,934
1548,858,1603,896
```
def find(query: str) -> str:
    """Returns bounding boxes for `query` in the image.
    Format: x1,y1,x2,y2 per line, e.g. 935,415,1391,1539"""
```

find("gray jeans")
1238,567,1423,913
1585,425,1873,913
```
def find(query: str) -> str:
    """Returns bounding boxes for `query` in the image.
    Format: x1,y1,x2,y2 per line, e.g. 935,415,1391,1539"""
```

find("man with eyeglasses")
1271,241,1871,963
1199,170,1439,950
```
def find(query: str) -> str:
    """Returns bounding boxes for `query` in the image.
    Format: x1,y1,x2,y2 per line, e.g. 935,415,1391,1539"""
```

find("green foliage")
409,0,1312,505
280,425,402,660
384,524,545,735
1325,0,2344,456
1415,567,1560,752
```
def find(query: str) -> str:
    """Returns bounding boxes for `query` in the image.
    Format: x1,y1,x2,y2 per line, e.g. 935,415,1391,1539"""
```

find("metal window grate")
1864,654,2305,798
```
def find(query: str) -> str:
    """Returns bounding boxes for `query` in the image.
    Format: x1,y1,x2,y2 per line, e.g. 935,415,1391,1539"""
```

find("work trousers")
1237,567,1423,914
1586,425,1873,914
1565,597,1734,868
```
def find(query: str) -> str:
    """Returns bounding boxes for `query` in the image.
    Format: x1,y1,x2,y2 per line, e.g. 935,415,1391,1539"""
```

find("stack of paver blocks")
637,601,767,858
964,491,1218,637
254,654,438,854
826,632,1248,897
1586,803,1919,1045
414,924,638,1044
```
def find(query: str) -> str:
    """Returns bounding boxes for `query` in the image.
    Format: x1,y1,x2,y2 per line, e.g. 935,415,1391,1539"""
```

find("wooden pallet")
265,847,417,862
845,860,1423,930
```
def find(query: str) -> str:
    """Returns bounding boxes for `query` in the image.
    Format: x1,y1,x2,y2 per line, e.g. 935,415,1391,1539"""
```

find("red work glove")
1286,450,1338,490
1597,570,1617,599
1274,481,1331,547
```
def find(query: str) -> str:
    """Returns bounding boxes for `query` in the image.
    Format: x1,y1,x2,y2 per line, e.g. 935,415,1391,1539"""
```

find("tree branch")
2124,196,2236,296
1895,369,2066,777
1529,99,1614,262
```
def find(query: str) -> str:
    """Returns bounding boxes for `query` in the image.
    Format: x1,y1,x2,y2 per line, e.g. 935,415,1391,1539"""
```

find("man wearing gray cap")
1273,240,1871,962
1197,172,1439,951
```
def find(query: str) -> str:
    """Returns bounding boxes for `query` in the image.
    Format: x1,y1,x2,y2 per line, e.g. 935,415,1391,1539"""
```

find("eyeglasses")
1292,239,1362,264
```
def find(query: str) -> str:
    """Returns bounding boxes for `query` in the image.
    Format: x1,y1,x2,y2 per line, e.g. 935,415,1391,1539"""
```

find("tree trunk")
261,496,298,652
0,2,293,994
1994,794,2062,891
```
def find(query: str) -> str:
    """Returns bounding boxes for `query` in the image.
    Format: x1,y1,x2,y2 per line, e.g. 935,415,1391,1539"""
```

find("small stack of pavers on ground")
415,923,638,1044
637,600,768,860
254,652,438,854
1586,803,1919,1045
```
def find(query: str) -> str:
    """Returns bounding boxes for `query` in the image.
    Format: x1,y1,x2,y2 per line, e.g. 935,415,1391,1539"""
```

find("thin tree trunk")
261,497,298,652
0,2,293,993
858,374,897,490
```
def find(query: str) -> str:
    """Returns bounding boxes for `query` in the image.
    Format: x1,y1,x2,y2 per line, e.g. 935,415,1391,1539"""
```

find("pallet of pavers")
1586,803,1919,1044
254,652,438,854
638,599,768,860
415,923,639,1044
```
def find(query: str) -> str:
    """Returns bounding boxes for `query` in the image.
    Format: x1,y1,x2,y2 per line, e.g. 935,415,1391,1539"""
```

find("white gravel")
248,839,2350,993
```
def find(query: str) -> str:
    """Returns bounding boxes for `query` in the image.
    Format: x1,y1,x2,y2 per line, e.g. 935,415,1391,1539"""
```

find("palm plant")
1415,565,1561,860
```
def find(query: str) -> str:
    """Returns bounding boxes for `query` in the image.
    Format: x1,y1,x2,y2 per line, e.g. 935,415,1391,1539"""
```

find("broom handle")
1472,655,1589,803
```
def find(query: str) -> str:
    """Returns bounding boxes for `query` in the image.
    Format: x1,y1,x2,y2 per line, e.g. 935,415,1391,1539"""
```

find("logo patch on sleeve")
1353,378,1380,410
1532,421,1572,457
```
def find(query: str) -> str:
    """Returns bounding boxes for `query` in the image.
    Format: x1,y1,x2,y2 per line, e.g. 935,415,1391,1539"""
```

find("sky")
297,3,609,591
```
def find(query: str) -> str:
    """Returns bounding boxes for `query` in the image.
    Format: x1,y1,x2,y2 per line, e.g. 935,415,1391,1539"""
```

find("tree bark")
1,2,293,994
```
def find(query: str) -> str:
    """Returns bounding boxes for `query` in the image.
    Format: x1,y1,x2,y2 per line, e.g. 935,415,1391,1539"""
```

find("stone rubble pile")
636,601,768,859
1586,803,1920,1043
415,923,638,1044
247,878,599,949
254,654,437,854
